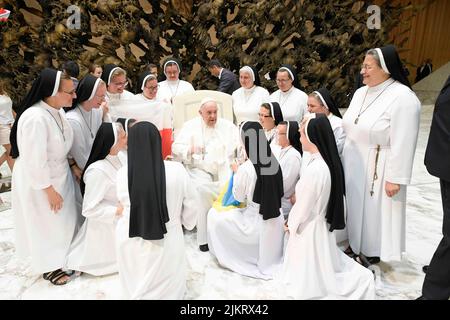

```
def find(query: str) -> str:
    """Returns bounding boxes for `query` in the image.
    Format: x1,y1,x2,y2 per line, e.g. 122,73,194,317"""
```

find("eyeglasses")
145,85,159,91
111,81,128,87
361,64,375,71
258,113,272,118
62,89,76,95
276,78,291,83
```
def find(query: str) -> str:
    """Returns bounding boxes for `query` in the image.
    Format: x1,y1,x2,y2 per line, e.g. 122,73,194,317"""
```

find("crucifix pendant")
354,117,359,124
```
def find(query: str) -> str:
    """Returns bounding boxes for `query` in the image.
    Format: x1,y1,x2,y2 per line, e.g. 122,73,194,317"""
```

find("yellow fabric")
212,180,246,212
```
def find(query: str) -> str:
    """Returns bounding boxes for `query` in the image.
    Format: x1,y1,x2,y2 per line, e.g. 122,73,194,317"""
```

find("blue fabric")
222,173,241,206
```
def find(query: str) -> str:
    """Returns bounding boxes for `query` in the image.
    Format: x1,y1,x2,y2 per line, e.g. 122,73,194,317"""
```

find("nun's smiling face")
258,106,275,130
239,71,254,89
109,74,127,94
307,95,329,115
276,70,293,92
361,54,390,87
143,78,158,100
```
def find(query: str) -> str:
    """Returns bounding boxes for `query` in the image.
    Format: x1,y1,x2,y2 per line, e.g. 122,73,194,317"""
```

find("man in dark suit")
207,59,240,95
415,59,433,83
418,76,450,300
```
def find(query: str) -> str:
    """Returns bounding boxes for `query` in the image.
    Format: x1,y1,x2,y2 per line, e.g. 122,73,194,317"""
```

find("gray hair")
366,49,382,68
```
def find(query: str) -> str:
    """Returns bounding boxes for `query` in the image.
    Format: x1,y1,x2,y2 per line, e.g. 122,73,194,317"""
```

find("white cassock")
278,146,302,218
328,113,346,156
207,160,285,279
232,86,270,124
156,79,194,104
172,117,239,246
278,153,375,300
115,161,198,299
269,87,308,122
342,79,421,261
66,106,104,228
12,101,77,274
66,155,122,275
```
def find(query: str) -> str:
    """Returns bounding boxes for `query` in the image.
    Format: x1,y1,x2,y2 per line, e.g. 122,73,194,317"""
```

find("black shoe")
199,244,209,252
422,265,429,274
366,256,380,264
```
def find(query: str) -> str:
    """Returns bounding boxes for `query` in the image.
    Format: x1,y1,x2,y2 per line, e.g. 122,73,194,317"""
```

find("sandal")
46,269,71,286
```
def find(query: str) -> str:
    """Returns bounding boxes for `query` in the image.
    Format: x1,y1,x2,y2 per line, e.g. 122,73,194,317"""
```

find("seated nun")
172,97,239,252
157,58,195,104
65,75,108,225
207,121,285,280
66,122,127,276
115,122,197,299
276,121,302,219
101,64,135,103
307,88,346,156
232,65,270,125
258,102,283,158
278,114,375,300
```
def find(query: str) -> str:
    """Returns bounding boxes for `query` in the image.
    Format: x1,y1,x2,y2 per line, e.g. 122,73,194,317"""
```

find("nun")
101,64,135,103
307,88,346,155
156,58,195,104
134,71,159,102
116,118,136,165
207,121,285,280
258,102,283,156
232,66,270,125
276,121,302,219
66,122,127,276
10,68,77,285
279,114,375,300
115,121,197,299
269,64,308,122
342,45,421,263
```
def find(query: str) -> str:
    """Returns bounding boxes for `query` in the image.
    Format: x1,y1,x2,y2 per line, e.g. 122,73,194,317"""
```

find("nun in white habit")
278,114,375,300
65,75,107,225
207,121,285,280
276,121,302,219
116,122,197,299
66,122,127,276
232,66,270,125
307,88,346,156
342,45,421,263
269,64,308,122
258,102,283,158
101,64,135,104
10,68,77,285
157,58,194,104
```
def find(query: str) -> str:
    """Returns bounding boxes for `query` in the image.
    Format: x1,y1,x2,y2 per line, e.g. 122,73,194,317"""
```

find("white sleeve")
232,164,250,202
333,125,346,156
19,114,52,190
281,154,301,198
82,169,117,224
385,92,421,185
68,119,89,169
179,165,198,230
171,124,192,163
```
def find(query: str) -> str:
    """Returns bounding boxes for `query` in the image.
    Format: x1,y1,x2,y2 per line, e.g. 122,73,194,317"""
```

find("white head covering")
279,67,294,80
304,113,316,143
88,78,102,101
107,67,120,85
313,91,329,110
239,66,255,83
141,74,157,91
199,97,216,110
51,71,62,97
163,60,180,77
375,48,390,74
